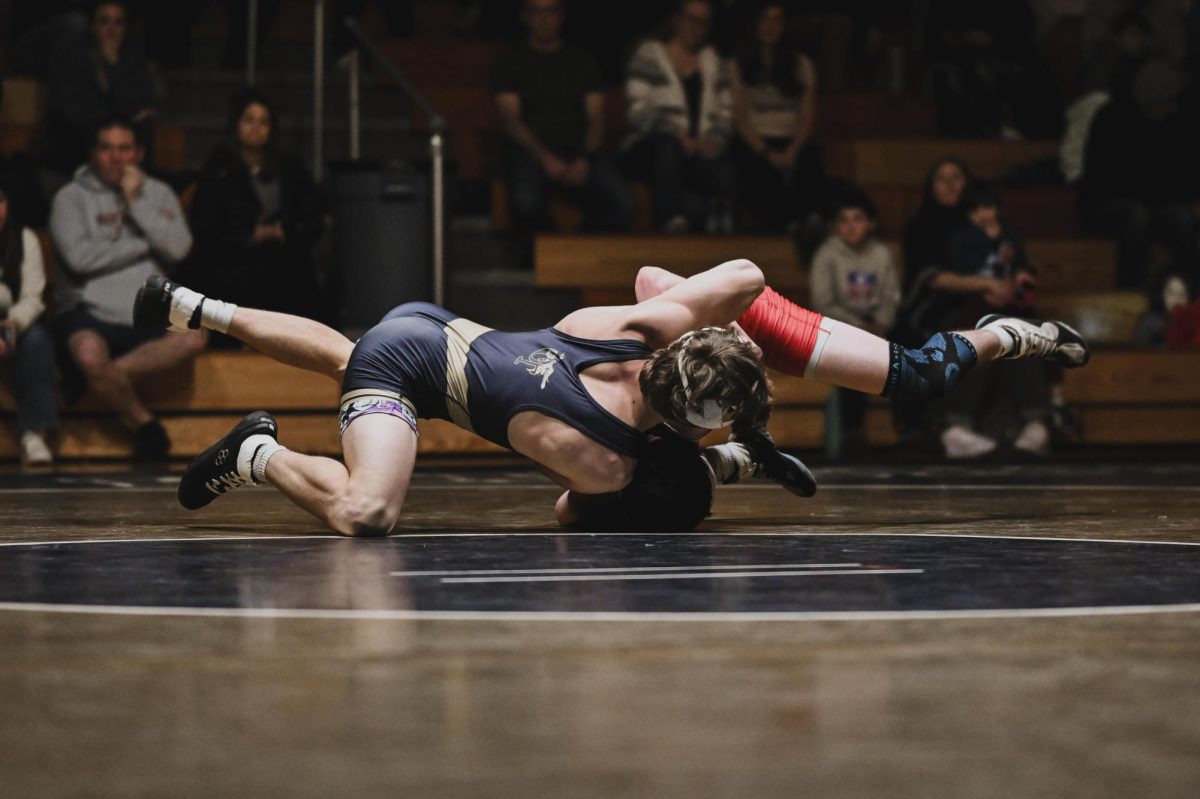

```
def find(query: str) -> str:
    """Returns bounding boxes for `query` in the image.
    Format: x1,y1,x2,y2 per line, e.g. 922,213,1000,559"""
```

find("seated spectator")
0,177,59,467
49,117,203,460
1082,10,1155,105
1080,59,1199,289
184,89,324,327
729,3,828,234
940,182,1052,458
492,0,634,232
808,189,901,451
622,0,737,233
889,157,973,444
9,1,90,79
45,1,158,176
1135,272,1191,346
925,0,1062,138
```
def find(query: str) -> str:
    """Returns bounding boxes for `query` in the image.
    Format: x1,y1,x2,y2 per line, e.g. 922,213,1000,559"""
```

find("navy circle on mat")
1,535,1199,615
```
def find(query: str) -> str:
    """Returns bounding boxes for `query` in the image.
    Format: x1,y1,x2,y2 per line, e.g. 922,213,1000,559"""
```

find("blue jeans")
7,322,59,432
508,149,635,232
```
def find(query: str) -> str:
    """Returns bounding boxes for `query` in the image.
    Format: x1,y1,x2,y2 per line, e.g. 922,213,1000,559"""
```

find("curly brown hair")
639,327,771,428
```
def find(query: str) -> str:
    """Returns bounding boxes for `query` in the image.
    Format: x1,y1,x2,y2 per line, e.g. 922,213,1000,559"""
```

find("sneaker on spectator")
134,419,171,462
1013,420,1050,455
20,431,53,467
941,425,997,459
662,214,689,234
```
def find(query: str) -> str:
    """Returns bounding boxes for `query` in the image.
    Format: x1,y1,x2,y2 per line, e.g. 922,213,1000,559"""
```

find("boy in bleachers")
808,189,901,450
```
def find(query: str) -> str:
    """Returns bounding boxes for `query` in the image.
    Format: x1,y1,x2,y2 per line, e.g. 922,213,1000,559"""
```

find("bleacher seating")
534,233,1118,305
0,350,503,460
750,349,1200,449
4,345,1196,461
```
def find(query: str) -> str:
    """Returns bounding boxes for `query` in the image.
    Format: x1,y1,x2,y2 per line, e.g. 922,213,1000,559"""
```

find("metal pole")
312,0,325,181
431,132,445,306
245,0,259,86
348,48,360,160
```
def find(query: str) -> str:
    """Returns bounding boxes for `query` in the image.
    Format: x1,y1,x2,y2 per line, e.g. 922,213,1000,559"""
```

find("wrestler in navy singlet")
343,302,651,457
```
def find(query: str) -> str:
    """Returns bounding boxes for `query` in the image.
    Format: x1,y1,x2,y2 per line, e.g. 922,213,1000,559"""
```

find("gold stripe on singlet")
443,317,493,432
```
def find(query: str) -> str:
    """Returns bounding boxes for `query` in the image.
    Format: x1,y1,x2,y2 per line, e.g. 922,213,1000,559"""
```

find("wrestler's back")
506,305,658,493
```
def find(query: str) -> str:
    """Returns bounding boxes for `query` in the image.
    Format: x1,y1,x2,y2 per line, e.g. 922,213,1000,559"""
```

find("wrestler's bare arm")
621,259,764,347
556,259,763,346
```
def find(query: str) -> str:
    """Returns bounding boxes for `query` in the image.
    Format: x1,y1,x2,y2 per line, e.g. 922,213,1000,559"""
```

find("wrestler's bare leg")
810,322,1002,394
225,308,354,382
263,414,417,536
134,275,353,382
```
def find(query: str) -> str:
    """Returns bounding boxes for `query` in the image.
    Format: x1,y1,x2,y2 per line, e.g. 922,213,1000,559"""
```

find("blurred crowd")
1,0,1199,467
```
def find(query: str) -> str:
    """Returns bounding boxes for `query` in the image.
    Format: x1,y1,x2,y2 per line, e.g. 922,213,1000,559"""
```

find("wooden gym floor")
1,458,1199,798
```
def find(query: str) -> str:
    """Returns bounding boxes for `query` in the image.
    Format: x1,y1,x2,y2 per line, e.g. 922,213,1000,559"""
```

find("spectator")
622,0,736,233
888,157,974,445
893,158,972,345
49,117,202,460
0,177,59,467
1134,271,1191,346
45,0,158,176
729,3,828,233
925,0,1062,138
940,182,1052,458
1084,0,1187,70
1080,59,1199,289
8,1,90,80
1082,9,1155,104
808,189,901,450
492,0,634,232
185,89,324,330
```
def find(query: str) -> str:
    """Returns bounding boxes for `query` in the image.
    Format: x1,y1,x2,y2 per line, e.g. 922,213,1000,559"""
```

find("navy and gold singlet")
342,302,652,457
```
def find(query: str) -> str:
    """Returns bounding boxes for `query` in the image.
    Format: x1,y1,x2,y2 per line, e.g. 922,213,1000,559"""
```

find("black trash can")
329,159,431,332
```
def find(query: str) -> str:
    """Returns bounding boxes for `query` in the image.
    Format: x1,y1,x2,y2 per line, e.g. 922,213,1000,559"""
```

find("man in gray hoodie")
50,116,204,459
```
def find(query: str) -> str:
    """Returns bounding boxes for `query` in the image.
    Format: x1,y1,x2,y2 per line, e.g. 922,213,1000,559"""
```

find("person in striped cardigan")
621,0,737,234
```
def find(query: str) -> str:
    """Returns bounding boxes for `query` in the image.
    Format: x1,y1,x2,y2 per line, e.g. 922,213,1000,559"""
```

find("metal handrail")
341,17,447,305
246,0,259,86
342,19,447,133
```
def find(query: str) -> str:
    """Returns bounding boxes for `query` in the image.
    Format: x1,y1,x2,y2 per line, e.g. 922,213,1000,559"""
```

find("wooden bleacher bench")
870,185,1083,240
739,349,1200,449
825,138,1059,187
0,350,502,461
1,77,44,128
534,234,1117,306
4,347,1197,461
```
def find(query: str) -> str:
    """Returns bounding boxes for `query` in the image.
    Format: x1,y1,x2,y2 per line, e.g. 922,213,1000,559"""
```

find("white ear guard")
674,329,746,429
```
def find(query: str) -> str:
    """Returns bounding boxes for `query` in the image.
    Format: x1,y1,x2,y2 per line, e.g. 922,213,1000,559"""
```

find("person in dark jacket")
895,157,973,345
1080,59,1199,289
939,181,1051,458
186,89,324,333
45,0,157,175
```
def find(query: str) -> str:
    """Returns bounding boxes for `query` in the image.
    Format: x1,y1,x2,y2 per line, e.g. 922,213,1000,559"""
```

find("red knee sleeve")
737,286,824,376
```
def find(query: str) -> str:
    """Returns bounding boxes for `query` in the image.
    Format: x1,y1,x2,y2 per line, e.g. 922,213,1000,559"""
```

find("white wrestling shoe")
975,314,1091,368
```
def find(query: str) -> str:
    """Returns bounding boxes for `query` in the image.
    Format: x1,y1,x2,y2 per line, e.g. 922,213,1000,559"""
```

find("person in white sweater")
808,188,902,450
0,177,58,466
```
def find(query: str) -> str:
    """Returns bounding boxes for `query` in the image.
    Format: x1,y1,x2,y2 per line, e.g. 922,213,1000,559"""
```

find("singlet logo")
515,347,566,389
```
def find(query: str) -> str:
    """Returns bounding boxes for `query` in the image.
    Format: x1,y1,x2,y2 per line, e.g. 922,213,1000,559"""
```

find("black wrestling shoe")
730,424,817,497
975,314,1091,368
133,274,175,331
178,411,277,510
